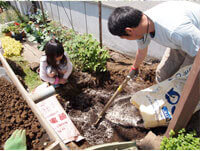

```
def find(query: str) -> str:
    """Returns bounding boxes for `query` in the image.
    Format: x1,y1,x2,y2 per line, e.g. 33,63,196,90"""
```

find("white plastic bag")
130,65,200,128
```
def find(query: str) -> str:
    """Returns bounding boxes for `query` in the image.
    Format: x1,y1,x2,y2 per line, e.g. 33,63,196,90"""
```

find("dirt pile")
0,77,49,150
55,50,160,147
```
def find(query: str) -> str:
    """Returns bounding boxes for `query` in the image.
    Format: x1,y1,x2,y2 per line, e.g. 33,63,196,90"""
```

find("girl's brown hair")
45,39,67,70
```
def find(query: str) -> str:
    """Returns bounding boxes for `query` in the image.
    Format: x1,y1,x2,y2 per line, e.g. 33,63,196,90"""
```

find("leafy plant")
160,129,200,150
10,23,24,35
0,1,10,10
1,25,11,33
64,33,110,73
4,22,25,36
26,26,51,51
0,36,23,57
26,21,73,51
46,21,76,43
29,9,48,24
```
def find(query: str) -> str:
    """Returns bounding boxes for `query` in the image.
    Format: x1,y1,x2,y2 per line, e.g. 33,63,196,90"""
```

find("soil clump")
0,77,49,150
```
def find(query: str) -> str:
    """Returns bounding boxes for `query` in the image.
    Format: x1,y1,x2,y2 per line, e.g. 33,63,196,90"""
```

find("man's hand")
128,66,139,79
4,129,27,150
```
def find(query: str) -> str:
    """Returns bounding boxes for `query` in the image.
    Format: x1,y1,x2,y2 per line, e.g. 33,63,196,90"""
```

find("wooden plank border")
165,50,200,137
0,52,69,150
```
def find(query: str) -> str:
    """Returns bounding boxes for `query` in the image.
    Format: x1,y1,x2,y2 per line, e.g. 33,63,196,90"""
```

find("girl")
39,39,73,87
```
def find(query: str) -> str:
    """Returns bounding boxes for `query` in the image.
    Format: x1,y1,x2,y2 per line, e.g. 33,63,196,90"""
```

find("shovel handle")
94,77,130,126
94,68,139,127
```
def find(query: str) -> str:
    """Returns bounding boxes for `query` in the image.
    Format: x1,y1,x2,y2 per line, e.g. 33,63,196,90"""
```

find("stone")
29,62,40,72
136,131,163,150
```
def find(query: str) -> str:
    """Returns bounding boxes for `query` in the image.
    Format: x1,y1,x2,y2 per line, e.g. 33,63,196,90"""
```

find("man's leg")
156,48,185,83
180,53,195,68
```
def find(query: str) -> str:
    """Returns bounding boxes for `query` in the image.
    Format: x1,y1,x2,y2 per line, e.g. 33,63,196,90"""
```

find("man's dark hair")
108,6,143,36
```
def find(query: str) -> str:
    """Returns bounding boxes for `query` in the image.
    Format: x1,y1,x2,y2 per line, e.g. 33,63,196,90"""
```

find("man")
108,1,200,82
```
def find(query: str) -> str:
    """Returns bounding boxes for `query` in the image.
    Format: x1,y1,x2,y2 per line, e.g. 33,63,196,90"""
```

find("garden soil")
55,50,166,148
1,49,199,149
0,77,50,150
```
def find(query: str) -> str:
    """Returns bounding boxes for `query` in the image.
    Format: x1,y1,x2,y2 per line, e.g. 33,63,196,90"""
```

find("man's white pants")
156,48,195,83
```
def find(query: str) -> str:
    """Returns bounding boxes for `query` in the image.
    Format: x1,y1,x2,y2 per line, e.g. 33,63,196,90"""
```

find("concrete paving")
22,41,44,64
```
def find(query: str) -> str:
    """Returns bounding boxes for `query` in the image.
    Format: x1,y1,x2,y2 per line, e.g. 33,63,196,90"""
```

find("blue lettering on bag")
165,88,180,114
162,106,172,122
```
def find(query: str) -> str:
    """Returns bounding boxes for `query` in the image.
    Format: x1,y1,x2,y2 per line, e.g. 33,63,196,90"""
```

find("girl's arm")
62,52,73,80
40,57,57,84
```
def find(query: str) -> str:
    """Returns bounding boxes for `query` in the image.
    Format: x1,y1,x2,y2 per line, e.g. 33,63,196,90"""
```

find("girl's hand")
59,78,67,84
58,69,67,74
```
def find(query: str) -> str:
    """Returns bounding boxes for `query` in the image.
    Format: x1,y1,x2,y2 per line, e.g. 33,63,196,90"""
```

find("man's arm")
132,47,148,69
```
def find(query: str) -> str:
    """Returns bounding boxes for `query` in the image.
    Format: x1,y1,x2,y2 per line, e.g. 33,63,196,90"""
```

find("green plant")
160,129,200,150
64,33,110,73
29,9,48,24
0,1,10,10
1,26,10,33
26,26,51,51
0,36,23,57
26,21,74,51
7,22,24,35
46,21,76,43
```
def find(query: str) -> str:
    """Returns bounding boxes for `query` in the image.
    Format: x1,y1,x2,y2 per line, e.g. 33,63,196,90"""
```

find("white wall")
10,1,32,15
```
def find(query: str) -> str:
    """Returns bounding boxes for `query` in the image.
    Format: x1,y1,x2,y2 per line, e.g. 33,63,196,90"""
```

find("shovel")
94,69,137,127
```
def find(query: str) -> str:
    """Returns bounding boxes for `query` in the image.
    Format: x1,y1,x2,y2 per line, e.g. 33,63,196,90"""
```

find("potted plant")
9,22,26,41
1,26,11,36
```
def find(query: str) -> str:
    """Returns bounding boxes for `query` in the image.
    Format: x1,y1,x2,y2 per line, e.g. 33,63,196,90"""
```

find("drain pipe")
0,52,68,150
98,1,102,48
31,85,56,103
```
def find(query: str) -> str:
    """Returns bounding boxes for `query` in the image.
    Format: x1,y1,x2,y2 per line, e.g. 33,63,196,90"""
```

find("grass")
8,56,43,91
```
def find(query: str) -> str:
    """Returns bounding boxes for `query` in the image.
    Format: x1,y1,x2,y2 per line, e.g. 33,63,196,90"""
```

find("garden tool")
94,68,138,127
4,129,27,150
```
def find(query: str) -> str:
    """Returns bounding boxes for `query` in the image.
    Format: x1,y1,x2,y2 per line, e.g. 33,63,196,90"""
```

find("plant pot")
22,31,26,38
5,32,12,37
0,8,3,13
11,33,23,41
